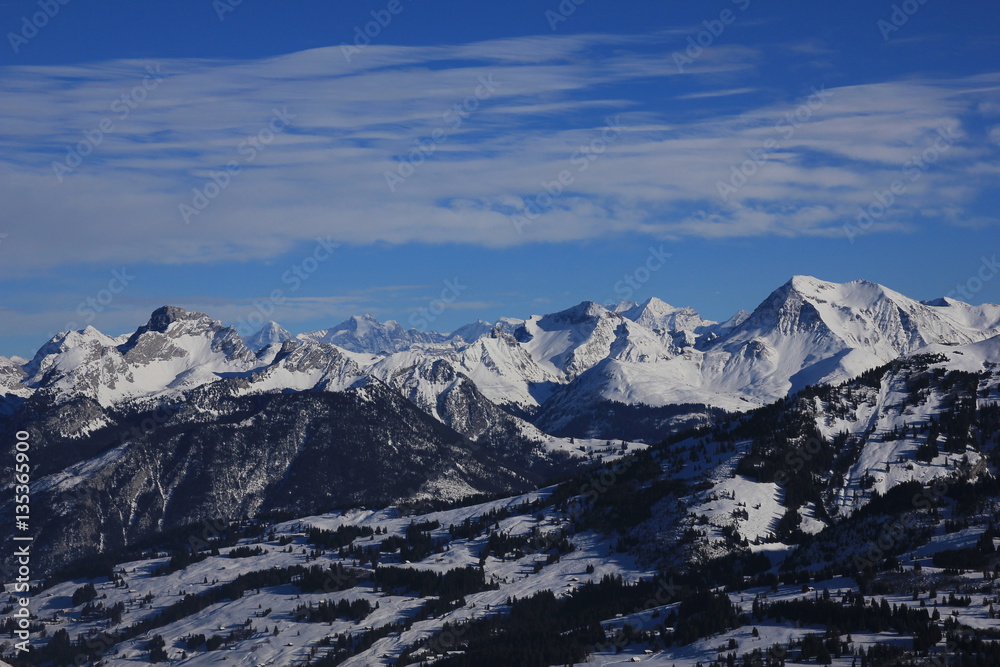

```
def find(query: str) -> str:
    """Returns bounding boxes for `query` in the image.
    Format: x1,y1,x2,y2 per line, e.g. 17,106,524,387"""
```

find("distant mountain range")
6,275,999,431
5,284,1000,665
2,275,1000,573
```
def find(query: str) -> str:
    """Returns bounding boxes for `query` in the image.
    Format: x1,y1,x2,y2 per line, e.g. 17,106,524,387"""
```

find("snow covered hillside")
6,334,1000,665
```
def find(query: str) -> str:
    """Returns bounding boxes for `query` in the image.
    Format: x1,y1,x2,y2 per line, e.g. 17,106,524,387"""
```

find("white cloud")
0,36,997,276
675,87,758,100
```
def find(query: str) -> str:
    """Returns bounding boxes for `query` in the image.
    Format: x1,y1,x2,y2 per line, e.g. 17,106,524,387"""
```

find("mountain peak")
718,309,751,330
244,321,294,352
116,305,225,356
146,305,210,333
638,296,675,310
345,313,385,331
544,301,610,324
785,275,836,295
606,300,639,313
619,297,712,333
303,313,447,353
449,319,494,343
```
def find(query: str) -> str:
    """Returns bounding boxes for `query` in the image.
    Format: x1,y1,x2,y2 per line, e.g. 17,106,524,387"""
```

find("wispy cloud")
675,87,757,100
0,35,997,278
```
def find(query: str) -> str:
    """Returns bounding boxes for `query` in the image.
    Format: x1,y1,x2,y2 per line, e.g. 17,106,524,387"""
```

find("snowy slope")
301,314,448,353
700,276,1000,403
20,309,260,407
619,297,715,336
447,319,494,343
12,277,1000,424
242,321,294,352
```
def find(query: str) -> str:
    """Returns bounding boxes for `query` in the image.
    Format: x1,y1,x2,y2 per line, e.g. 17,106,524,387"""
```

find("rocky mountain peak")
146,305,202,332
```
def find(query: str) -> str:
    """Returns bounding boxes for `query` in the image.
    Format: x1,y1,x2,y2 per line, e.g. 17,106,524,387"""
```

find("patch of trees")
752,591,942,652
229,545,266,558
374,565,494,602
155,547,210,575
932,533,995,570
70,583,97,606
410,575,718,667
448,506,514,540
29,563,347,665
544,399,728,443
669,590,741,646
204,624,254,651
306,523,374,550
294,598,374,623
147,634,167,662
341,520,447,564
301,620,413,666
945,629,1000,665
296,562,359,593
690,550,772,589
415,588,599,667
480,530,530,561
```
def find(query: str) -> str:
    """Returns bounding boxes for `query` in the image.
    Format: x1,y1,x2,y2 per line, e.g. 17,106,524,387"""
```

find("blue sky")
1,0,999,357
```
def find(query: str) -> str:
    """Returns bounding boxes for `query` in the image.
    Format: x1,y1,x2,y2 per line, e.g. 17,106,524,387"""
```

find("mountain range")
2,275,1000,574
4,288,1000,665
6,275,999,431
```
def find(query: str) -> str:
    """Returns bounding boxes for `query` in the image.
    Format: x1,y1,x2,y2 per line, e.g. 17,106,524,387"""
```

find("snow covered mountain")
5,276,1000,442
618,297,715,337
6,334,1000,667
242,320,293,351
18,307,259,409
700,275,1000,402
300,314,448,353
447,319,494,343
4,276,1000,574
